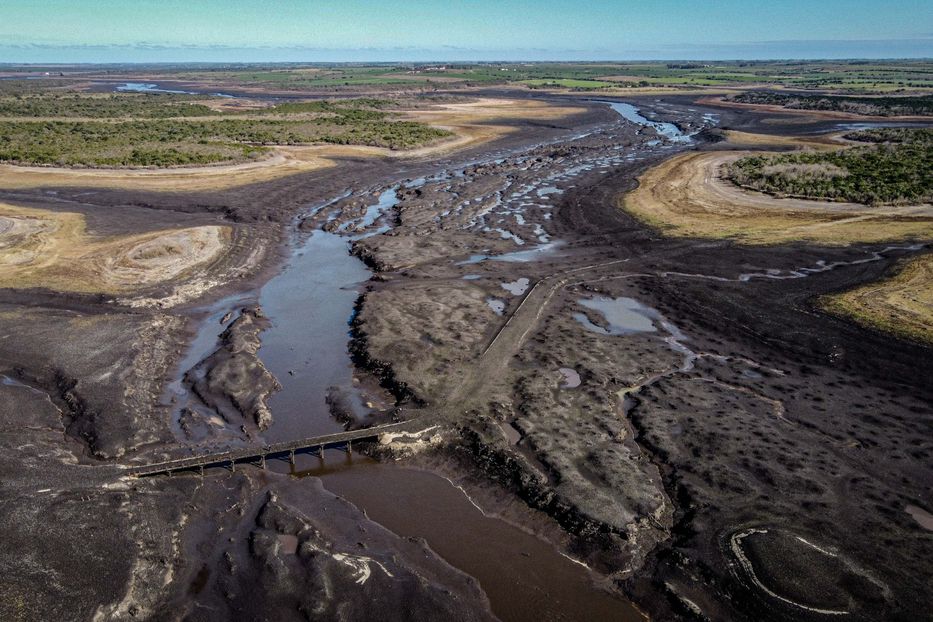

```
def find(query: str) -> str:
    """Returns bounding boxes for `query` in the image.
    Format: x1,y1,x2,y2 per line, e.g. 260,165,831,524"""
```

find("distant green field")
169,61,933,94
221,68,424,88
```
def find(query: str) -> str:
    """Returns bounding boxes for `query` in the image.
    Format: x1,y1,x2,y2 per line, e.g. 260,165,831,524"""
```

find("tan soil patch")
399,98,585,153
622,136,933,246
0,202,230,294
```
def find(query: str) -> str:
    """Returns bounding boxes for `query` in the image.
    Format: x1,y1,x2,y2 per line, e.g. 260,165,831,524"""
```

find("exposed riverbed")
234,141,658,618
155,97,721,619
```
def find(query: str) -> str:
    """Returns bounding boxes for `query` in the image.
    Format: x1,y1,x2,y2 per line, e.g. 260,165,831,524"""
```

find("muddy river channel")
167,101,691,619
256,197,642,621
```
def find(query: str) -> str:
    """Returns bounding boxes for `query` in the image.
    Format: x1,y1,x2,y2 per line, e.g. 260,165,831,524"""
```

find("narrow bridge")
126,420,435,478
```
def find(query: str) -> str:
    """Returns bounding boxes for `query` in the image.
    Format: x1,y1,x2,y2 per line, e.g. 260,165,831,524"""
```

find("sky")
1,0,931,63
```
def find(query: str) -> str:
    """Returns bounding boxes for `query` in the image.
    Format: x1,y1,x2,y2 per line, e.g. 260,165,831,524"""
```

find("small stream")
162,291,255,440
601,101,692,142
114,82,236,98
254,185,644,620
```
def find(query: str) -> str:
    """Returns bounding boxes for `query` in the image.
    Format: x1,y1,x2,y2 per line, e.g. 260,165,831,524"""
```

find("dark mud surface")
1,91,930,622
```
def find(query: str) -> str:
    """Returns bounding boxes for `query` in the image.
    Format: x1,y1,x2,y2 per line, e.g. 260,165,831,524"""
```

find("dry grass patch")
0,148,336,191
719,130,842,150
822,253,933,343
400,98,585,153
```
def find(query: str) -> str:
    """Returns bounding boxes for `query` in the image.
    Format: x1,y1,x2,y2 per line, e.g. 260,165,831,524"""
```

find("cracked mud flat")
0,92,930,622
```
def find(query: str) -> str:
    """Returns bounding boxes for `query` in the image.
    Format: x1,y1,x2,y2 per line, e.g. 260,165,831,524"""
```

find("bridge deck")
126,420,432,477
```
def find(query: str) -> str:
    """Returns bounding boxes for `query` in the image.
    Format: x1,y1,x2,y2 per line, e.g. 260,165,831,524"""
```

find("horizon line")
2,56,932,66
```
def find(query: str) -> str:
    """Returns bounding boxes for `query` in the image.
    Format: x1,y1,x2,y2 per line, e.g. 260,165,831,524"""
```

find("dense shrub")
731,91,933,116
0,96,450,166
727,128,932,205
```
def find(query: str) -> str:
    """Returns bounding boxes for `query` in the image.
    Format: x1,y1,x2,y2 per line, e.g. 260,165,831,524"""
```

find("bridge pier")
346,440,352,454
199,465,204,477
318,445,324,459
259,454,266,470
230,459,236,473
289,450,295,467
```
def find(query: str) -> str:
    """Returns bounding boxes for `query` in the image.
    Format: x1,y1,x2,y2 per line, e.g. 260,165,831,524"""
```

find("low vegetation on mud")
727,128,932,205
729,91,933,116
0,93,452,167
0,93,220,118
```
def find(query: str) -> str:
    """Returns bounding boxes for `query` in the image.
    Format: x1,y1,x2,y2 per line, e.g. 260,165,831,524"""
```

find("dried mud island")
0,63,931,622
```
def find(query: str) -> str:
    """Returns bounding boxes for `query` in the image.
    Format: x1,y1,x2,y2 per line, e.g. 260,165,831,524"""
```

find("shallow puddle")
458,241,561,265
575,297,659,335
277,534,299,555
906,504,933,531
492,227,526,245
501,277,530,296
557,367,582,388
486,298,506,315
499,420,523,445
341,186,399,234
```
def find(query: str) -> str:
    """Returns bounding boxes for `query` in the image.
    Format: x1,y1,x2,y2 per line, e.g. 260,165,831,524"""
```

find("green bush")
731,92,933,116
0,116,450,166
727,129,932,205
0,92,450,167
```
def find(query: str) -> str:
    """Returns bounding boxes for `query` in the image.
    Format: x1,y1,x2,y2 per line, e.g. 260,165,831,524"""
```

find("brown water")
272,451,642,621
250,165,646,620
317,461,645,622
258,228,371,442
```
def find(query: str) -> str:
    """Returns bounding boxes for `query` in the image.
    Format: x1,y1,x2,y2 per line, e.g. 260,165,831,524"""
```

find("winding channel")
254,195,644,620
165,100,700,621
